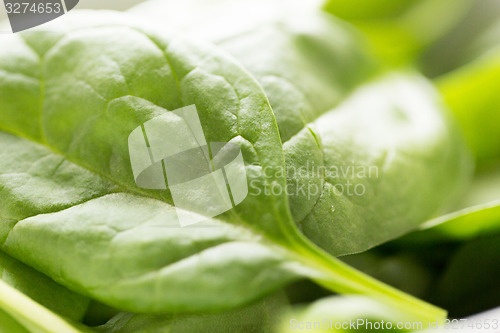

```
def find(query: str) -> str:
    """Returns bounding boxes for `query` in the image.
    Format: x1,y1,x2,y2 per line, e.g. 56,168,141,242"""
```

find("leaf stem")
0,280,88,333
286,232,447,323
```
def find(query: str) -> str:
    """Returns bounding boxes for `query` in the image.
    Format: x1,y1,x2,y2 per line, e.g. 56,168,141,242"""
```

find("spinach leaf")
398,167,500,244
130,0,474,256
0,11,444,320
409,38,500,244
130,0,378,143
402,201,500,244
438,47,500,167
0,11,299,312
459,167,500,208
291,74,472,255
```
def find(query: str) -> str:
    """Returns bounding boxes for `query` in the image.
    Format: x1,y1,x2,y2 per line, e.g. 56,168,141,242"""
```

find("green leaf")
460,167,500,207
0,251,90,321
130,0,474,256
322,0,413,20
96,292,288,333
130,0,378,143
398,167,500,244
437,47,500,167
403,201,500,244
323,0,472,65
0,10,446,321
421,1,500,77
0,10,299,313
292,74,472,255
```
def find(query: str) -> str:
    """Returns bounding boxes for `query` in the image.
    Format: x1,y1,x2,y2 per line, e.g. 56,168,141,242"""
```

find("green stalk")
286,231,447,324
0,280,88,333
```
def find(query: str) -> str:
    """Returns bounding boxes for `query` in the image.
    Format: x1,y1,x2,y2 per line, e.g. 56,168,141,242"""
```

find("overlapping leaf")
131,0,474,255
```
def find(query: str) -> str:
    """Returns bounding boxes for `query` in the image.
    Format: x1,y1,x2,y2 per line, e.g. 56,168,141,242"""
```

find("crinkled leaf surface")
130,0,377,143
291,74,472,255
0,10,447,320
132,0,473,255
0,11,303,313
